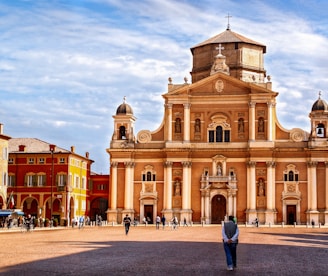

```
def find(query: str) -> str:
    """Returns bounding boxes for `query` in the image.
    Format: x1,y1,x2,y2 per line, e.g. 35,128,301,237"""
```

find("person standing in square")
222,216,239,271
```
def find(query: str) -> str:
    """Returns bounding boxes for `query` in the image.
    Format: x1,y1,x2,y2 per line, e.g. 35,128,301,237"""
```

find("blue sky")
1,0,328,173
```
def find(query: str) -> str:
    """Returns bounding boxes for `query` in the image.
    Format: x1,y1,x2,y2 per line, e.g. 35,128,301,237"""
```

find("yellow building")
8,139,92,225
107,27,328,226
0,124,11,209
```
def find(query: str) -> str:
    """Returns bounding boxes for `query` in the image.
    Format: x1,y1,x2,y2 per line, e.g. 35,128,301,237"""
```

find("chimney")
18,145,26,152
71,146,75,153
85,152,89,159
0,124,3,134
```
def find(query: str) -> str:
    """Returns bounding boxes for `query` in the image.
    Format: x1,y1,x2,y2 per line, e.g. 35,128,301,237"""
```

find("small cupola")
311,92,328,112
116,96,134,115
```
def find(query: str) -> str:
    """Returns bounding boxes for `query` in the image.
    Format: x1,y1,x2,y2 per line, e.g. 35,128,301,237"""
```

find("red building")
8,138,93,226
89,173,110,221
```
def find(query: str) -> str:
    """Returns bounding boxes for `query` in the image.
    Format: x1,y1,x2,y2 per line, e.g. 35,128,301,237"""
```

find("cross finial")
123,96,126,103
216,44,224,55
319,91,322,98
225,13,232,30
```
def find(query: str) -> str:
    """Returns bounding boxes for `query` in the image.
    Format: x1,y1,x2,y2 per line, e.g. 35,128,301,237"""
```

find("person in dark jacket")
123,214,131,235
222,216,239,271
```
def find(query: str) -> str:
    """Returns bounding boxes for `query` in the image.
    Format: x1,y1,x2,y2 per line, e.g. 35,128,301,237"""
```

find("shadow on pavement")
1,237,327,276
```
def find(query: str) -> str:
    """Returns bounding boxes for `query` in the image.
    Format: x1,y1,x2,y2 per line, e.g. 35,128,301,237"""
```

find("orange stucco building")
107,26,328,226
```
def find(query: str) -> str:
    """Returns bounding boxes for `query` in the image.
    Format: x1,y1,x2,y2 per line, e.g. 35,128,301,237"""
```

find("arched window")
207,114,231,143
119,126,126,139
283,165,299,182
288,171,294,181
216,126,223,142
316,123,325,138
142,165,156,182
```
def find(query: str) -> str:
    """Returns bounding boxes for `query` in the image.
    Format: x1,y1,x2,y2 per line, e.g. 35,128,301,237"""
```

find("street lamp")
49,144,56,225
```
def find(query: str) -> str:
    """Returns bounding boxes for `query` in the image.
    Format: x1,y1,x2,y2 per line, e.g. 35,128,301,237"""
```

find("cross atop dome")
225,13,232,30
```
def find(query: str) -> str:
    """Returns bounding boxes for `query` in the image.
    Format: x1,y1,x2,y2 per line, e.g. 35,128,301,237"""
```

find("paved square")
0,225,327,275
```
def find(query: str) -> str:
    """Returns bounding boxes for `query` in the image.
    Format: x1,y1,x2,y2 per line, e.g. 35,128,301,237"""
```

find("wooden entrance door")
211,195,226,224
144,205,153,224
287,205,296,225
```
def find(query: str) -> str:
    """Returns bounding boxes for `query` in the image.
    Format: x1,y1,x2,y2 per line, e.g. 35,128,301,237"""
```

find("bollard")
269,222,271,227
294,222,296,228
282,222,284,228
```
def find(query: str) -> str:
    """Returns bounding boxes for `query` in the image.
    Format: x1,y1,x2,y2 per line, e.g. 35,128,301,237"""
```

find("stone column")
107,162,118,223
166,104,173,142
201,190,205,222
110,162,118,210
228,190,233,216
204,191,210,224
124,161,135,211
265,161,276,224
249,102,256,141
181,161,192,222
307,161,318,224
181,161,191,209
164,161,173,210
246,161,257,223
183,103,191,142
233,194,237,218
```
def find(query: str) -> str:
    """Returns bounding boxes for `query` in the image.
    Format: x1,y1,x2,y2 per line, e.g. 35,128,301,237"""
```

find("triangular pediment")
163,72,277,99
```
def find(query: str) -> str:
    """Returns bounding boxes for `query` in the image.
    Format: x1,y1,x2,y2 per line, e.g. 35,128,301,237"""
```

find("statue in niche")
174,180,181,196
258,179,265,196
195,119,201,133
258,117,264,133
175,118,181,133
238,118,244,133
217,164,222,176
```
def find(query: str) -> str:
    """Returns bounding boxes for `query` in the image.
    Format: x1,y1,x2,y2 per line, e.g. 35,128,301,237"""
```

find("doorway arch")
211,194,226,224
90,198,108,221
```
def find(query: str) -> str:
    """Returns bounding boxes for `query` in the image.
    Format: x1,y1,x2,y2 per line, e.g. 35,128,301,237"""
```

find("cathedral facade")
107,27,328,226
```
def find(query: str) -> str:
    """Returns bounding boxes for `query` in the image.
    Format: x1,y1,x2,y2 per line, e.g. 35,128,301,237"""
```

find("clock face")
215,79,224,92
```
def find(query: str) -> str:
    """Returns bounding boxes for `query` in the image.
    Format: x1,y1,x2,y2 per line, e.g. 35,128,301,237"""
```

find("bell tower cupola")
309,91,328,147
110,96,136,148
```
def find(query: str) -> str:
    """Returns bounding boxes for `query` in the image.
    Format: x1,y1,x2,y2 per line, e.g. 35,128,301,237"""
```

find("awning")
0,211,12,216
0,210,25,216
12,211,25,216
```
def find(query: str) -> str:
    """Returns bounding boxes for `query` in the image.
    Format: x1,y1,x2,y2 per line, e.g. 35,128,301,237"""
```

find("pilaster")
246,161,257,223
249,102,256,141
183,103,191,142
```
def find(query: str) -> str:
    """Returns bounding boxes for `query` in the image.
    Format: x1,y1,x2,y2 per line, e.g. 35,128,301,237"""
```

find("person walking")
161,215,166,229
156,215,161,229
123,214,131,235
222,215,239,271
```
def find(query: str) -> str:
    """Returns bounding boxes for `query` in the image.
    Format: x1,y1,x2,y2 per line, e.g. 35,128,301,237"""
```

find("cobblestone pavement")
0,225,327,275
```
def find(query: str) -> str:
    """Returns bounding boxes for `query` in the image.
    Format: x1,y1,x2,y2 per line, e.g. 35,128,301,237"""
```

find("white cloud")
1,0,328,173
